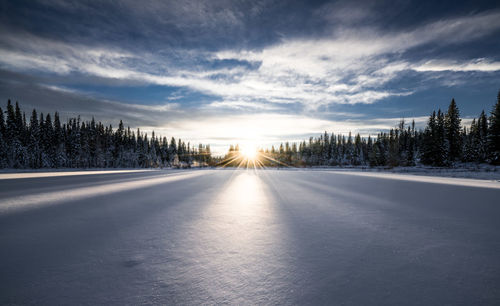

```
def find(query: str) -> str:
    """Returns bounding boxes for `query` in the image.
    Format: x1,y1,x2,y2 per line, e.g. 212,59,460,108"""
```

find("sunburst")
240,145,257,160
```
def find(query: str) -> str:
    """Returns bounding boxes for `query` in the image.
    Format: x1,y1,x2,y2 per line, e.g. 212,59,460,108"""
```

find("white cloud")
1,8,500,152
1,10,499,112
413,58,500,72
0,50,72,74
207,100,280,110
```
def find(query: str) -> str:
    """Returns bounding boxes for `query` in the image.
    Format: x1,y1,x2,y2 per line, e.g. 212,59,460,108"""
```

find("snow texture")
1,169,499,305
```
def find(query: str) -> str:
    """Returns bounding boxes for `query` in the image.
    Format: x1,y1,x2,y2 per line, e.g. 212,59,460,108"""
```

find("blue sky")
0,0,499,154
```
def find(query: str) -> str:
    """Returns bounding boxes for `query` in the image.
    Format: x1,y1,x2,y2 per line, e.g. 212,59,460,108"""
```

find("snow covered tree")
445,98,461,163
420,110,447,166
0,107,4,138
169,137,177,165
3,94,500,169
477,111,489,162
28,109,41,168
53,112,66,167
488,91,500,164
436,110,448,166
420,112,437,165
0,107,7,168
6,100,15,143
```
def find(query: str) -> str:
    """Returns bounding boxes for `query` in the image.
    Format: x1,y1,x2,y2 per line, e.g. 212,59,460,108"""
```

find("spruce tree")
28,109,40,168
6,101,23,168
478,111,488,162
445,98,461,162
369,141,379,167
462,125,474,162
407,121,416,166
53,112,65,167
488,90,500,164
0,107,6,168
421,111,436,165
14,102,23,139
6,100,15,142
0,107,4,137
436,110,447,166
388,129,399,167
169,137,177,165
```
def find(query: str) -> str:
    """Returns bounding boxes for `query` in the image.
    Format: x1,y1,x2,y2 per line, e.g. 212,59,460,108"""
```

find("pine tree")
436,110,447,166
407,120,416,166
53,112,65,167
388,128,399,167
3,93,500,169
369,139,379,167
0,107,7,168
14,102,23,139
421,111,437,165
0,107,5,137
488,90,500,164
6,100,15,143
462,125,474,162
445,98,461,163
477,110,488,162
43,113,54,167
6,101,26,168
169,137,177,166
353,133,362,165
28,109,41,168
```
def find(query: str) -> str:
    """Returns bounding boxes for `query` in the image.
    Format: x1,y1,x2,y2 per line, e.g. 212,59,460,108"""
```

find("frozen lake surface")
1,169,499,305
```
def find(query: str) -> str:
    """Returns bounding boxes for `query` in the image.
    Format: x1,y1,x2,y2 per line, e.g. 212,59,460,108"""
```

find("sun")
241,145,257,160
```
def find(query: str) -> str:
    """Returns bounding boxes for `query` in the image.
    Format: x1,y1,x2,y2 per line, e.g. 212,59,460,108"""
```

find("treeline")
0,100,214,168
225,91,500,167
2,91,500,170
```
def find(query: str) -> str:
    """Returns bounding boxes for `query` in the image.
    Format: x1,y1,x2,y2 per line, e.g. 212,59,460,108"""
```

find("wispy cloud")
207,100,280,110
1,2,499,152
413,58,500,72
1,10,500,113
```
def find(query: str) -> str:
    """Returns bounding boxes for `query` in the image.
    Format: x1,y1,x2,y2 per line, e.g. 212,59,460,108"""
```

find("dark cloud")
2,0,498,49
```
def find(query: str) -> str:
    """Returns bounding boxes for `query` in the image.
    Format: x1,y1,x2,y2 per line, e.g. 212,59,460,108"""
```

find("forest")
1,91,500,169
222,91,500,168
0,100,214,168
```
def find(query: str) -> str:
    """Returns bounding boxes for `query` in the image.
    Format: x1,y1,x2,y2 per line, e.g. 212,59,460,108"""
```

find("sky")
1,0,499,154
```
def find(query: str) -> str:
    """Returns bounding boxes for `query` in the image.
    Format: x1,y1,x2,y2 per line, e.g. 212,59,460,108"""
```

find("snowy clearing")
0,171,205,214
358,165,500,181
326,170,500,189
1,169,499,305
0,169,157,180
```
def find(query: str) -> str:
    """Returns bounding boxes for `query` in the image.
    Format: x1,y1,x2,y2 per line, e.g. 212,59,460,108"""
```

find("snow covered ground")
1,169,499,304
1,164,499,180
0,169,157,180
283,164,500,181
359,165,500,181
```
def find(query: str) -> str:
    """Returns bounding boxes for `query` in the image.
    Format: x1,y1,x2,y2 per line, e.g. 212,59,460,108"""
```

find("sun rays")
215,144,291,169
241,145,257,160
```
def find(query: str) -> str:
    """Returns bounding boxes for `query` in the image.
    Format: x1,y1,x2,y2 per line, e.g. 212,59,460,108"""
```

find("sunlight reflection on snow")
0,170,152,180
172,170,292,303
0,171,207,214
327,170,500,189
